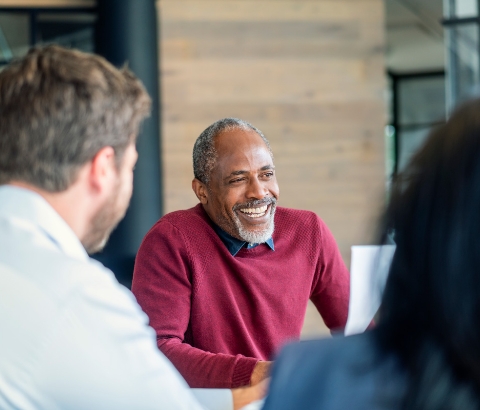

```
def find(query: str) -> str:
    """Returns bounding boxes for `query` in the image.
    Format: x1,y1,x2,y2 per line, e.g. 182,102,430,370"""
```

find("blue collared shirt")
212,223,274,256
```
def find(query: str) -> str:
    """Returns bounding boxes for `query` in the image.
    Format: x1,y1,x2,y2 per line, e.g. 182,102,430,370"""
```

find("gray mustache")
233,197,276,212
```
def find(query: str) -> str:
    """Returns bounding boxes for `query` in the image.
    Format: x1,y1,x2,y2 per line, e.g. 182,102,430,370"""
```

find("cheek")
120,171,134,199
269,180,280,197
221,191,241,213
129,171,134,189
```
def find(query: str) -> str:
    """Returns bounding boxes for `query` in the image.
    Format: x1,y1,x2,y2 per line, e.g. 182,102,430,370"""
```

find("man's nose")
246,177,268,200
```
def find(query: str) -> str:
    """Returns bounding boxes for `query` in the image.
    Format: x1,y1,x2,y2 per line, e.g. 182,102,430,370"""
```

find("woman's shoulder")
263,332,406,410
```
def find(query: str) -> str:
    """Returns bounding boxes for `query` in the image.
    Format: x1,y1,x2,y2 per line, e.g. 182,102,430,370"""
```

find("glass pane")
0,13,30,62
446,23,480,108
0,11,96,67
445,0,478,18
394,75,446,173
398,127,432,172
398,76,446,126
455,0,478,17
37,13,96,53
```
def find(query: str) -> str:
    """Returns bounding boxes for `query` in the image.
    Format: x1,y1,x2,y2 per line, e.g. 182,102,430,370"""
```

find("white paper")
345,245,396,336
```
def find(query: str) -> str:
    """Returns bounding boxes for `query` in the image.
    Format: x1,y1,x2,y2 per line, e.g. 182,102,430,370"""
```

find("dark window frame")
0,6,97,66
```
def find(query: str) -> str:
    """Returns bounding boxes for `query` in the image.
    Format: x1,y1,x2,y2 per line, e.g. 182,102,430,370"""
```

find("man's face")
202,128,279,243
84,143,138,254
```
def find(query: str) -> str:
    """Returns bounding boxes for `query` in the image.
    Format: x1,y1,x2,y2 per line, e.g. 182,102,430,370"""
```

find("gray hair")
193,118,273,184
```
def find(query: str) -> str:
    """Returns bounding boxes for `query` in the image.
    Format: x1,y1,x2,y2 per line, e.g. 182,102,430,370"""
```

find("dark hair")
192,117,272,184
376,98,480,409
0,45,151,192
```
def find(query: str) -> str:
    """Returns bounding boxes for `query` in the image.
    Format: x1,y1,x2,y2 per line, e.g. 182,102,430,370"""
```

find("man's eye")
263,172,274,178
229,178,244,184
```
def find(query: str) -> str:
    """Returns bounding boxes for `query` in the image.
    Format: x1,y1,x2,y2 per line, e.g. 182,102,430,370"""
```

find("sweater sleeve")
309,216,350,332
132,220,258,388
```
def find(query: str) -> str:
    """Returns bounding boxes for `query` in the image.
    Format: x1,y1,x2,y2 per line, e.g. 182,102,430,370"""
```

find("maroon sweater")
132,204,350,388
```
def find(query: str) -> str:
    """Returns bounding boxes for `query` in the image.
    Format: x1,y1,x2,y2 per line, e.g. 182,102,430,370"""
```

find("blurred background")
0,0,477,336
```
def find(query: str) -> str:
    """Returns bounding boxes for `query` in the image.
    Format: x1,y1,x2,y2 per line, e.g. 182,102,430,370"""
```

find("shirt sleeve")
309,216,350,332
132,220,258,388
35,262,212,410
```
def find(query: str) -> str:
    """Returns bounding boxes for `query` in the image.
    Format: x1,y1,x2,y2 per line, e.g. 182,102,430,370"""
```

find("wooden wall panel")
159,0,387,337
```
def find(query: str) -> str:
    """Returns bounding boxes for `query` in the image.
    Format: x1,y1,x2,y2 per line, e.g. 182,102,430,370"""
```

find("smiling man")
132,118,350,389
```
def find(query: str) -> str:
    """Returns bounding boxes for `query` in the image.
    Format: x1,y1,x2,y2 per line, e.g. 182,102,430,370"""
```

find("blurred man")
132,118,351,388
0,46,262,410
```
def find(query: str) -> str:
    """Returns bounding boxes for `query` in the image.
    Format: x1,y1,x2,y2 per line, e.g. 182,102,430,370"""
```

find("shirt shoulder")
274,207,332,243
139,204,220,255
275,206,325,227
148,204,211,234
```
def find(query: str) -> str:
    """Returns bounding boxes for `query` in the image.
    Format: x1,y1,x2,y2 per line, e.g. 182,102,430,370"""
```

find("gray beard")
233,205,276,244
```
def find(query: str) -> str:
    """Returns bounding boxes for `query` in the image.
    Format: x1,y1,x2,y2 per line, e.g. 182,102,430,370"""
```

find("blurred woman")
262,98,480,410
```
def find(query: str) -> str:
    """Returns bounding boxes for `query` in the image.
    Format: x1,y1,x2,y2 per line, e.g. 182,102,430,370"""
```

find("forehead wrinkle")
220,156,274,182
225,163,274,178
218,143,273,166
220,157,273,179
228,170,249,176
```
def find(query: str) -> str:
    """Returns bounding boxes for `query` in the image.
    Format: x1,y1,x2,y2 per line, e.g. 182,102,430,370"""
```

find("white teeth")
239,205,268,217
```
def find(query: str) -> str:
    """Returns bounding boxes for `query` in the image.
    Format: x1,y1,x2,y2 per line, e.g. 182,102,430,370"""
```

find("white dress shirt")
0,185,232,410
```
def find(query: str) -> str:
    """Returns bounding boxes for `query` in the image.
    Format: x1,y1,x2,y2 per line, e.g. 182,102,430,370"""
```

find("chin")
84,231,112,255
237,220,275,244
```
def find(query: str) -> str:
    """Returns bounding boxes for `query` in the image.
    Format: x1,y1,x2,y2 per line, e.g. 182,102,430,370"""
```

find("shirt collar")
0,185,89,261
212,223,274,256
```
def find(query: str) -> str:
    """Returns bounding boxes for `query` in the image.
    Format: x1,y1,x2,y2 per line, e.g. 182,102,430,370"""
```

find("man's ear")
192,178,209,205
89,146,116,192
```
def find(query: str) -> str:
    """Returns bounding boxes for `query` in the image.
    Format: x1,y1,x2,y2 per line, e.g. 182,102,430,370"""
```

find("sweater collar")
212,223,274,256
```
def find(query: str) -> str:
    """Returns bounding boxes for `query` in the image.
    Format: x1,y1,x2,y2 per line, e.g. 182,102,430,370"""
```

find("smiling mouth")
238,204,268,218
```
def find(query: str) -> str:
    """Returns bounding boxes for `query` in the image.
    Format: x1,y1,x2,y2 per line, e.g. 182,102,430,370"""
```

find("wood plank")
162,102,386,123
162,38,383,61
162,63,382,104
159,0,383,23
